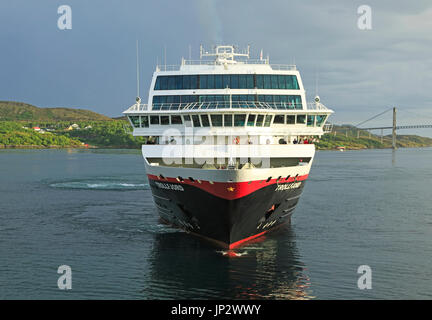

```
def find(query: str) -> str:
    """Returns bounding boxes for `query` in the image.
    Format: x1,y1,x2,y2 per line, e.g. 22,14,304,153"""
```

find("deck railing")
156,60,297,71
124,102,332,113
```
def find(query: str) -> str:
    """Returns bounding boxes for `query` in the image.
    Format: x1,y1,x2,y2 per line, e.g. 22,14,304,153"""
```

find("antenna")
189,44,192,60
164,45,167,70
136,40,140,98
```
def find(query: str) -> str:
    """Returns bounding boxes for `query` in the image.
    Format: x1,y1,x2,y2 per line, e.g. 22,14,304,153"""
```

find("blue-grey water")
1,148,431,299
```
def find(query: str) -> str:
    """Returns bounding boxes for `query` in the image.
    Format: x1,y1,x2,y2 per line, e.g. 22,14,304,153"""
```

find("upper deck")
123,45,333,139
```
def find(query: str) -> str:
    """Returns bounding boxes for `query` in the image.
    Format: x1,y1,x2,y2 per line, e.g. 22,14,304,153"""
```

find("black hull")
149,177,306,248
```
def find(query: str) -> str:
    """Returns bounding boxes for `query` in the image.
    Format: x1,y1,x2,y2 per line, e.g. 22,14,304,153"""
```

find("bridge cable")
355,108,393,128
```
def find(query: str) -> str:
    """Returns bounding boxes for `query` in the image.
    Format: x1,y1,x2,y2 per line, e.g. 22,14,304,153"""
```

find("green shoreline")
2,101,432,151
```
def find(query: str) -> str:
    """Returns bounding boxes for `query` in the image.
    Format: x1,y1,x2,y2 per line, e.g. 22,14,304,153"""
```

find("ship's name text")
155,181,184,191
275,182,301,191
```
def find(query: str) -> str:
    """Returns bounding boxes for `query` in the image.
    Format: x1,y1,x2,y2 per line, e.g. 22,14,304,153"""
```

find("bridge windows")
255,115,264,126
297,115,306,124
150,115,160,125
247,114,256,126
183,115,192,127
200,114,210,127
264,115,273,127
224,114,233,127
234,114,247,126
129,116,140,128
192,115,201,127
315,115,327,127
154,74,300,90
160,116,170,125
141,115,149,127
307,115,315,127
210,114,223,126
139,112,326,128
171,115,183,125
286,115,295,124
273,115,285,124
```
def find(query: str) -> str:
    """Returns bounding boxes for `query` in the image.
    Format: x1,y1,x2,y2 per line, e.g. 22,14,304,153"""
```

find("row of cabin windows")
154,74,300,90
129,114,327,128
152,94,302,108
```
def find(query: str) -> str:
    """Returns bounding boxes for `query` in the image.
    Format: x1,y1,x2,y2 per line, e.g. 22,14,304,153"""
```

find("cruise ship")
123,45,333,249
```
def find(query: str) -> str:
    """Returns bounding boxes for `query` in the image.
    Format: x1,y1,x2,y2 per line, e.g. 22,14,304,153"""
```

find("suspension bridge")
338,107,432,149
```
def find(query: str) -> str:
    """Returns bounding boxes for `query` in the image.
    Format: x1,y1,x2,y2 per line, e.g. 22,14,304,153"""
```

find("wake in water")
49,179,149,191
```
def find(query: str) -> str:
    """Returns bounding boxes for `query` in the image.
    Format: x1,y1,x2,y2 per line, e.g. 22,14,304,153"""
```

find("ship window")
141,116,149,127
307,115,315,127
316,115,326,127
207,75,215,89
256,115,264,126
247,114,256,126
239,75,247,89
297,115,306,124
160,76,168,90
181,75,189,89
224,114,233,127
278,75,286,89
192,115,201,127
171,115,182,124
199,75,206,89
234,114,246,126
246,75,254,88
153,94,302,108
200,114,210,127
190,75,198,89
183,115,192,127
129,116,140,128
175,76,182,90
150,115,160,125
294,96,302,109
264,115,272,127
273,115,284,124
286,115,295,124
222,75,230,88
265,95,273,103
231,75,239,88
154,74,300,90
160,116,170,125
291,76,300,89
168,76,176,90
210,114,223,126
154,77,161,90
271,75,279,89
215,75,223,88
256,75,264,89
264,75,271,89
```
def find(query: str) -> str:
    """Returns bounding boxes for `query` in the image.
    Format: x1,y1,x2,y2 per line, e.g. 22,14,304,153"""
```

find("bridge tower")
392,107,397,149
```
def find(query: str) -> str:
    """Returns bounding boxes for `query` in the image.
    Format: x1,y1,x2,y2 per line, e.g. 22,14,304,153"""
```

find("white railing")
323,123,333,133
123,101,332,113
156,60,297,71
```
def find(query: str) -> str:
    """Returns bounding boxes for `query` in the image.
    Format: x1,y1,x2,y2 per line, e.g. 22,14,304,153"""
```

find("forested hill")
0,101,112,121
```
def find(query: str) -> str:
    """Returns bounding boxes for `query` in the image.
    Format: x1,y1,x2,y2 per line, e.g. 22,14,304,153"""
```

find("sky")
1,0,432,135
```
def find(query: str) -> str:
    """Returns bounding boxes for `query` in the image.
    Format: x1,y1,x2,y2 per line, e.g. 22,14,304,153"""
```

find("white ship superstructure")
123,45,333,248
